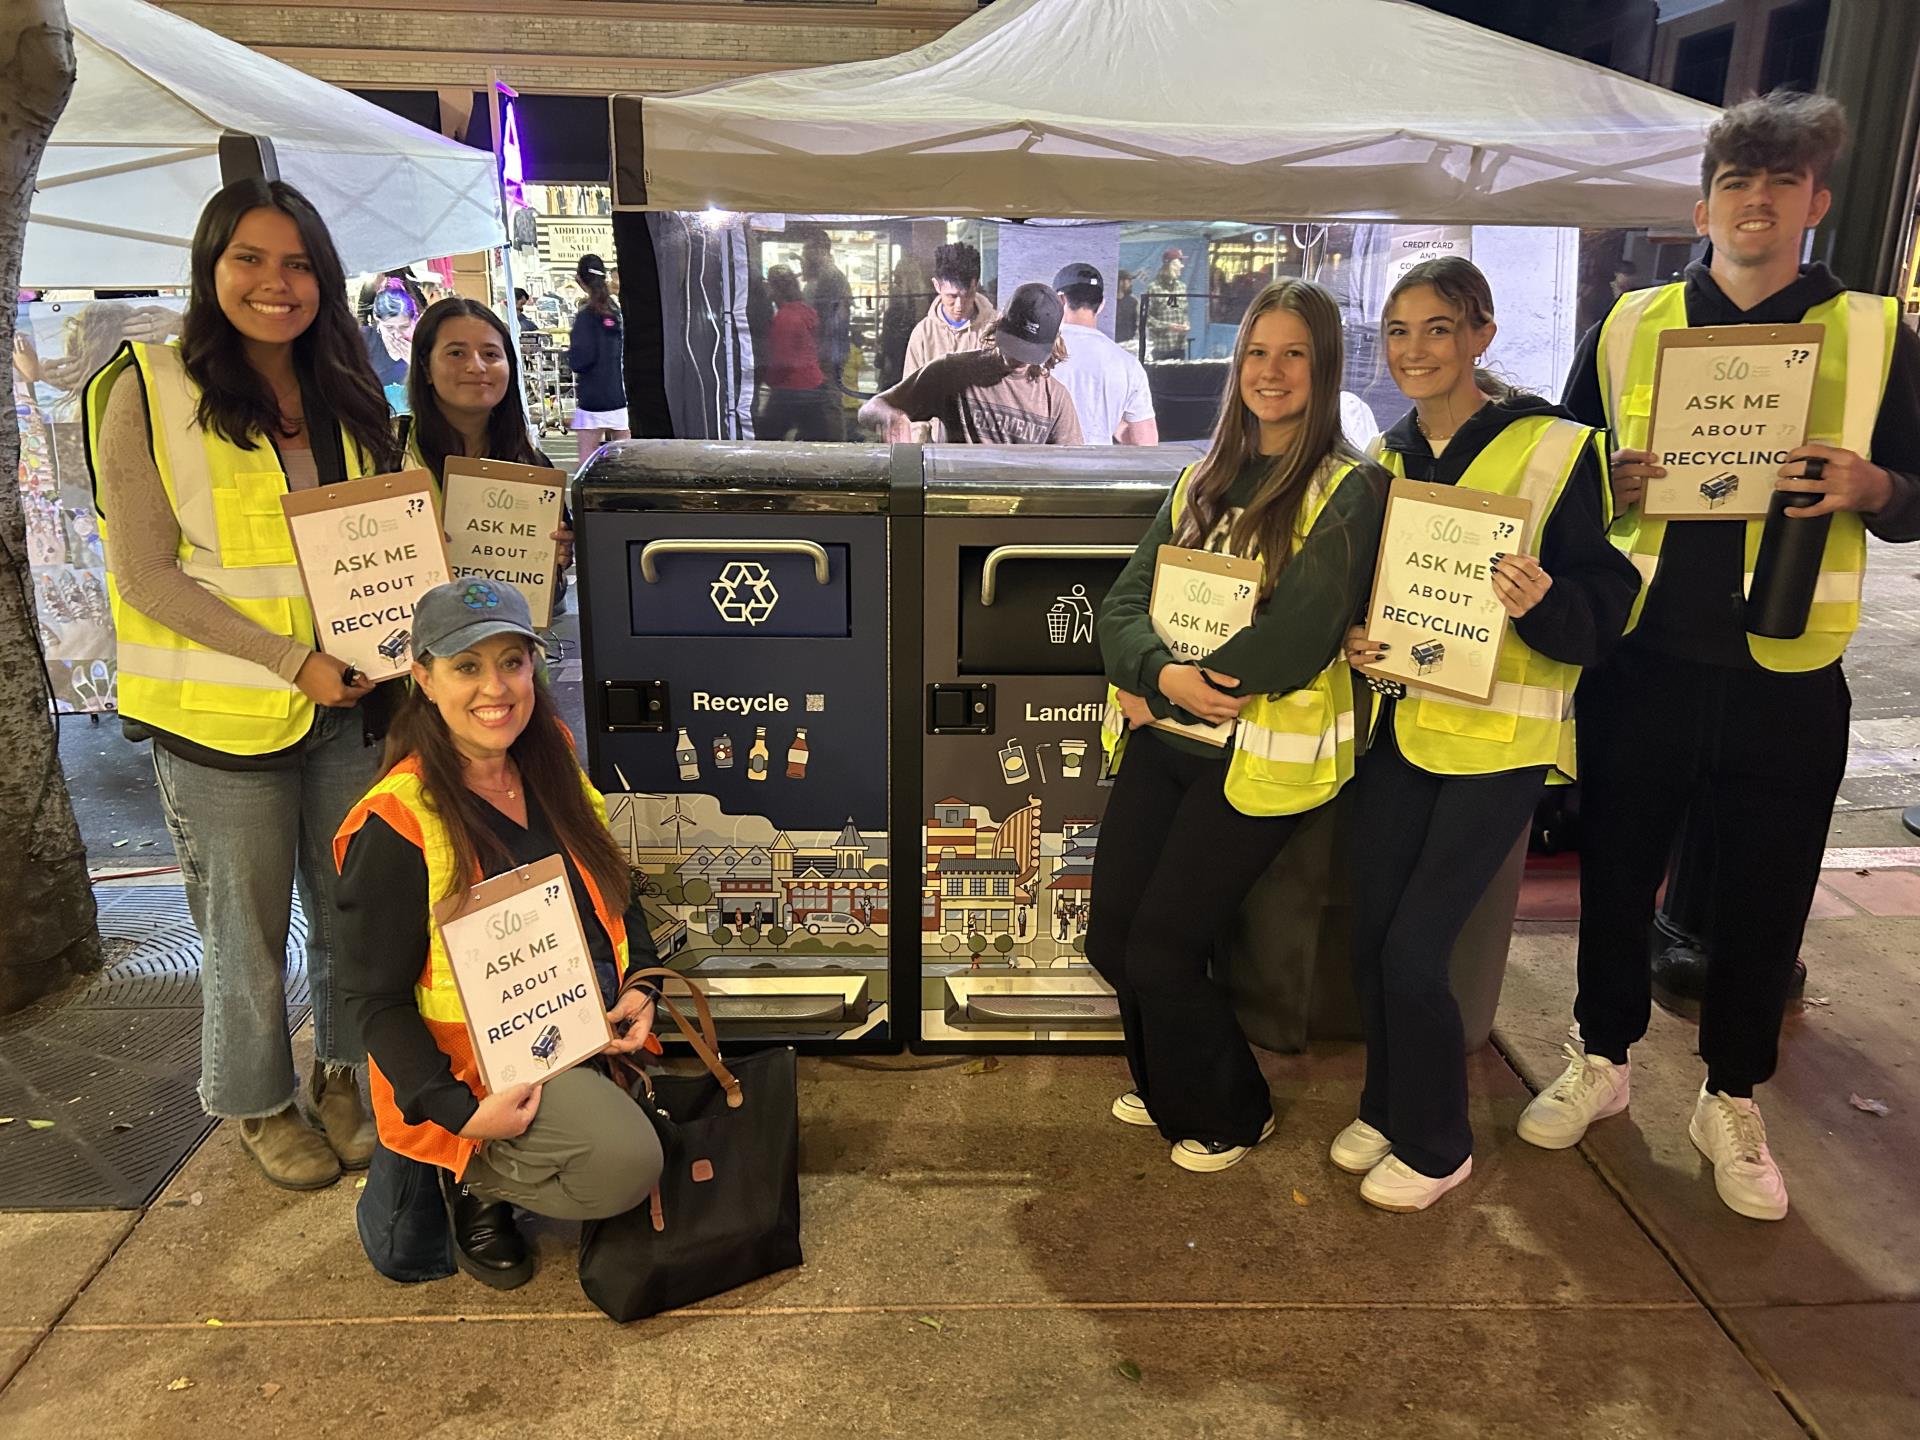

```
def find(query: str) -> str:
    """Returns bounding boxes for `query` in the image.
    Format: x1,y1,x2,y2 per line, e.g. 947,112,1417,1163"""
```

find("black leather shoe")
440,1169,533,1290
1653,946,1809,1023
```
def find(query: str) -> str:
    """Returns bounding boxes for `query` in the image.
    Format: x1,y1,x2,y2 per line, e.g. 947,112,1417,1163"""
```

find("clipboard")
1642,323,1823,520
434,853,614,1092
1359,479,1531,705
1147,543,1263,747
281,469,453,681
442,457,566,629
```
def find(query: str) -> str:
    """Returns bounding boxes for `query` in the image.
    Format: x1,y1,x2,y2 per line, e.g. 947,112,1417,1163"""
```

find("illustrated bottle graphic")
713,733,735,769
675,728,699,782
747,726,769,781
787,728,810,779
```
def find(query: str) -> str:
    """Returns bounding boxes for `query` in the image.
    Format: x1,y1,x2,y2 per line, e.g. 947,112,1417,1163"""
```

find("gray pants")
464,1066,663,1221
152,706,378,1119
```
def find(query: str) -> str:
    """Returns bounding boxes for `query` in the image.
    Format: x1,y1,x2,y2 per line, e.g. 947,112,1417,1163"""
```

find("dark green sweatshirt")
1097,456,1390,757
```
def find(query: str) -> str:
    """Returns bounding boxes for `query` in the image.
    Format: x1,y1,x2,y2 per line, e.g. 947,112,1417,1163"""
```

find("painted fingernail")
1377,643,1391,652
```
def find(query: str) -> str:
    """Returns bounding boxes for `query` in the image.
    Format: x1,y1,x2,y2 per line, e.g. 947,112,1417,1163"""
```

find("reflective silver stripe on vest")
1841,293,1888,455
1409,679,1572,721
1599,288,1664,432
1233,705,1356,763
117,640,292,689
178,557,306,599
1513,420,1586,552
1740,568,1861,605
1628,552,1657,585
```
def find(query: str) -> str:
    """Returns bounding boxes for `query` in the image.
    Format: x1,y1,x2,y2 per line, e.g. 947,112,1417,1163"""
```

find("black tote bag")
578,968,802,1321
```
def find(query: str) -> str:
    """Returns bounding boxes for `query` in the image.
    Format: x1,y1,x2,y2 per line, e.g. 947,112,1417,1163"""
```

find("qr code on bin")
806,694,826,712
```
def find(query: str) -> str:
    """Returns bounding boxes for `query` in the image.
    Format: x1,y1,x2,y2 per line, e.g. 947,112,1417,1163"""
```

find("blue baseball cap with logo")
411,579,541,659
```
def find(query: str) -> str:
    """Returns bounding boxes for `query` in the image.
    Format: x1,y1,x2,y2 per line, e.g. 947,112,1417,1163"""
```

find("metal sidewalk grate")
0,885,310,1210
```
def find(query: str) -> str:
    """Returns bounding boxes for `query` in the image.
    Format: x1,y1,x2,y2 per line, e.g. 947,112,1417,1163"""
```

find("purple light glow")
501,96,525,207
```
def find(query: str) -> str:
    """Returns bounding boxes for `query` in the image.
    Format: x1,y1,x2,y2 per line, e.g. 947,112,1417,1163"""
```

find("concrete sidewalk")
7,863,1918,1439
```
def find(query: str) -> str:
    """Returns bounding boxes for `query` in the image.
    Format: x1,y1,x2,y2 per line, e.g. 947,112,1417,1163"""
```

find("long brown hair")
1173,278,1358,592
1383,256,1518,400
406,298,543,481
381,654,631,913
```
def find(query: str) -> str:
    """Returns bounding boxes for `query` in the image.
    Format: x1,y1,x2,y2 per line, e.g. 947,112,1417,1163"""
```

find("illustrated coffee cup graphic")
999,738,1029,785
1059,738,1088,778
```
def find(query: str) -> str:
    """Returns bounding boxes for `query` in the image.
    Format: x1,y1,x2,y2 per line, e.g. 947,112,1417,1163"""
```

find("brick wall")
158,0,976,94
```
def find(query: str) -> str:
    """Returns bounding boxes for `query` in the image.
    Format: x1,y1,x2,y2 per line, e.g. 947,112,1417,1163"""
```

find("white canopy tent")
25,0,504,288
618,0,1720,226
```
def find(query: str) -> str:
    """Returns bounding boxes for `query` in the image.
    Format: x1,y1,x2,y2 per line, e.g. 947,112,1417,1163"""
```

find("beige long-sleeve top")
97,367,317,684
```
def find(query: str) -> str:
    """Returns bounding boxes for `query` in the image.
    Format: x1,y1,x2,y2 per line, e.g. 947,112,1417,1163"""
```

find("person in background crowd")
1115,269,1140,346
1337,257,1637,1212
878,254,933,391
336,580,663,1290
568,252,628,449
404,298,574,609
362,280,419,415
758,266,835,441
1145,248,1191,361
1052,262,1158,446
904,242,998,379
859,282,1082,446
1090,279,1388,1173
83,178,401,1190
1519,91,1920,1221
801,229,852,439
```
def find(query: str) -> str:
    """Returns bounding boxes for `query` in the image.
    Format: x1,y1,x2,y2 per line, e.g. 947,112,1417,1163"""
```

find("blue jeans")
357,1142,456,1284
151,706,380,1118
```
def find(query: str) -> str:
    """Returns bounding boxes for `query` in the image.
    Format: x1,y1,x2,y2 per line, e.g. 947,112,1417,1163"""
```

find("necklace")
1414,412,1456,444
467,762,521,800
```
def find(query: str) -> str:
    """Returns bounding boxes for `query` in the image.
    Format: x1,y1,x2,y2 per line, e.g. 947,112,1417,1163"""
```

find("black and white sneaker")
1170,1116,1276,1173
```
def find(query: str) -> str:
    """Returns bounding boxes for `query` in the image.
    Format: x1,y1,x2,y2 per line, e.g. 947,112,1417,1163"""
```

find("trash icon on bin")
1048,585,1094,646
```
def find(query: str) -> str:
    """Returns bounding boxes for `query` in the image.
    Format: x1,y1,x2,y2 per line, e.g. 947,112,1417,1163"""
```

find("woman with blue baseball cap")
334,579,662,1290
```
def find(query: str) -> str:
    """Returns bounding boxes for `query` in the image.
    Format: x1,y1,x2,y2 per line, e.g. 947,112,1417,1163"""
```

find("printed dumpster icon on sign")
1700,472,1739,508
1411,640,1446,675
377,628,411,662
710,561,780,625
530,1023,562,1068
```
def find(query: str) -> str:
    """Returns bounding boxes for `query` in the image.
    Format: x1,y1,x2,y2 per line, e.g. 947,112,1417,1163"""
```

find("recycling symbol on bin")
710,560,781,626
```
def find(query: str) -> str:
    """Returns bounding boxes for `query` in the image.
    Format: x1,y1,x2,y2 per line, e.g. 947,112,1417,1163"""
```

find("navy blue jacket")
568,304,626,412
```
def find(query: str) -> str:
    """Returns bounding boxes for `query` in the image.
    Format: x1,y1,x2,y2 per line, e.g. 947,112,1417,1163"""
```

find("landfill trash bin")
575,439,914,1050
916,444,1206,1048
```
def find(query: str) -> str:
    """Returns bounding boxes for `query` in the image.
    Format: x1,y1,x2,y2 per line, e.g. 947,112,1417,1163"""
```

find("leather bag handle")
617,967,743,1108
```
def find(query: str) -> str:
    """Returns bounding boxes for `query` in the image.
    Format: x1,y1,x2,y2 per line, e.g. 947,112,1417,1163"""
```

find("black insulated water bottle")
1746,488,1829,639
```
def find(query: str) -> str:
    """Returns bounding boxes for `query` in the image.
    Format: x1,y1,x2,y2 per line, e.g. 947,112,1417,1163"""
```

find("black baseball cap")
996,282,1064,366
1053,263,1104,306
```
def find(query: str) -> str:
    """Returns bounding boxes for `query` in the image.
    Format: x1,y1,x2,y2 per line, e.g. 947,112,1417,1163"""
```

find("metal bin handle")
638,538,831,585
979,545,1138,606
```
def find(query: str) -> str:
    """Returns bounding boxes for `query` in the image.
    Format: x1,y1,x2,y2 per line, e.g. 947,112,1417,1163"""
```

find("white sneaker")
1689,1087,1789,1222
1329,1118,1393,1174
1111,1091,1156,1128
1516,1043,1630,1149
1360,1154,1472,1213
1170,1116,1276,1173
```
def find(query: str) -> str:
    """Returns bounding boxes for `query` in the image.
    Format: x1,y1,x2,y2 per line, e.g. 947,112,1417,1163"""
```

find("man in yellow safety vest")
1517,92,1920,1222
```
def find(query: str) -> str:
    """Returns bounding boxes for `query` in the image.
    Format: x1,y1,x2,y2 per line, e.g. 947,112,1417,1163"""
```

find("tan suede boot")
237,1106,342,1190
310,1062,377,1170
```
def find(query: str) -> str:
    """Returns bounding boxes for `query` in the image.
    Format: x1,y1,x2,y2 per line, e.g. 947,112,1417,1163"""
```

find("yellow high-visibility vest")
1100,459,1361,817
1375,415,1596,775
1597,284,1897,672
83,341,378,754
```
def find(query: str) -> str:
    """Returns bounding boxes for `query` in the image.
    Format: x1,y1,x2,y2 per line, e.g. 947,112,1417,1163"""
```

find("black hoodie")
1562,261,1920,670
1378,392,1641,670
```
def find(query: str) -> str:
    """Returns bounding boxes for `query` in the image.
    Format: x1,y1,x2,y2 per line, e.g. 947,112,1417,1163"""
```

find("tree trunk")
0,3,95,1014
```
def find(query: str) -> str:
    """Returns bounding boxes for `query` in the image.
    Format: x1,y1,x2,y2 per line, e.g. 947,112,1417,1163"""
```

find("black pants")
758,386,835,441
1349,723,1545,1177
1085,730,1299,1147
1575,642,1848,1092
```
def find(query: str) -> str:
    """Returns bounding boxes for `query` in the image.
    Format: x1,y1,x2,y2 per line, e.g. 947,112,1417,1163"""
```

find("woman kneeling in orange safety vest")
335,579,663,1290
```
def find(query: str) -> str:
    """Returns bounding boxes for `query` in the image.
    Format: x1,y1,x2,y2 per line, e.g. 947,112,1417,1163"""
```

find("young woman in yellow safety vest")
334,580,664,1291
83,179,404,1192
1092,279,1389,1173
403,298,575,608
1336,257,1639,1212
